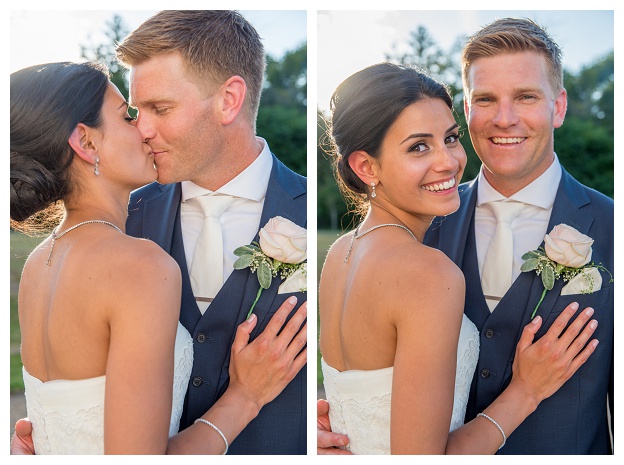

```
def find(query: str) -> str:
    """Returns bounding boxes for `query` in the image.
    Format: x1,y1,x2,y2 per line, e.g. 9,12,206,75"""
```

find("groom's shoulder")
562,169,613,212
129,182,176,207
272,153,307,191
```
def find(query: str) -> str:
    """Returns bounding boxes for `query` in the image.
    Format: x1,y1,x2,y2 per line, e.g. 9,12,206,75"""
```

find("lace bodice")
23,322,194,454
322,313,479,454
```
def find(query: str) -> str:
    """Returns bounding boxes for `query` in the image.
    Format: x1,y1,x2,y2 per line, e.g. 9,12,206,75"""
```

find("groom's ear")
348,150,378,186
68,123,98,164
219,75,246,125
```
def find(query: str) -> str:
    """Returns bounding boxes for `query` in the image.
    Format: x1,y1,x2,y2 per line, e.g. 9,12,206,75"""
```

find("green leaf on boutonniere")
521,258,540,272
233,245,260,257
258,261,272,289
521,250,542,260
233,254,254,269
542,265,555,290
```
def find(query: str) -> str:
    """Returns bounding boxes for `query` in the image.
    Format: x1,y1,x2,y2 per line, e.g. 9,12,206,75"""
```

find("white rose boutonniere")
521,224,612,318
234,216,307,319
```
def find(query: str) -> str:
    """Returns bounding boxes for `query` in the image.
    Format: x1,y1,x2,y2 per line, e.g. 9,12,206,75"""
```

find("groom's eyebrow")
400,123,459,144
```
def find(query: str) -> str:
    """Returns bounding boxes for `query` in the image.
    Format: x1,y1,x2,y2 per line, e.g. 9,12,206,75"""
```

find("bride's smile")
367,98,466,221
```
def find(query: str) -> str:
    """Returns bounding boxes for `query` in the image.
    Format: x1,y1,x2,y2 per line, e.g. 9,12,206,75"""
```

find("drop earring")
94,157,100,176
371,182,377,198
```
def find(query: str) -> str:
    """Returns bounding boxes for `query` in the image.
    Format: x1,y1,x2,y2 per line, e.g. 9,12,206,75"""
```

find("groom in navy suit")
318,18,612,454
423,18,613,454
118,11,307,454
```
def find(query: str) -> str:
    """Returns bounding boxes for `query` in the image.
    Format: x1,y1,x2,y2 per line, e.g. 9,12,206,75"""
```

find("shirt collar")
181,137,273,203
476,153,562,209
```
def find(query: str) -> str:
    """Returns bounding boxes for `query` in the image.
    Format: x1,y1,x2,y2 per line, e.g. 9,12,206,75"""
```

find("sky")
317,10,615,112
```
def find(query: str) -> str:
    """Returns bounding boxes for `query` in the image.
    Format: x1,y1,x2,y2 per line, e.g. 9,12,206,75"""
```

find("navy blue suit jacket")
424,168,613,454
126,154,307,454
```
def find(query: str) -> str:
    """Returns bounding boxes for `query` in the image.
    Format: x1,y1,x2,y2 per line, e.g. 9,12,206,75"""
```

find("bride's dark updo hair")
327,62,453,216
10,61,109,231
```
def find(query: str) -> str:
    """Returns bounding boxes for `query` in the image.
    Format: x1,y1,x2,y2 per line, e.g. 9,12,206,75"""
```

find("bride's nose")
433,145,459,171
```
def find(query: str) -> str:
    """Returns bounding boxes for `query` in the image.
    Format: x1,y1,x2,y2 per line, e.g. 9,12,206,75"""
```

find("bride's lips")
422,176,457,193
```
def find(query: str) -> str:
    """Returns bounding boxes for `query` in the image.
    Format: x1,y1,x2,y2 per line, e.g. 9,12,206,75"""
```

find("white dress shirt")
180,137,273,304
475,154,562,285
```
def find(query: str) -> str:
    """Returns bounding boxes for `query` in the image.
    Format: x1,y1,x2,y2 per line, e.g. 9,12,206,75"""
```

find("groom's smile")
490,137,526,145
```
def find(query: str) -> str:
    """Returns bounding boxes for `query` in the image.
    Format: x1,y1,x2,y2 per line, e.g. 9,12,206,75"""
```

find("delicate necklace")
46,220,123,266
344,223,418,263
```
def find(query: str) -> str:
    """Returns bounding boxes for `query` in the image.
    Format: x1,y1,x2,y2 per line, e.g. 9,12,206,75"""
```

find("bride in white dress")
318,63,598,454
11,61,307,454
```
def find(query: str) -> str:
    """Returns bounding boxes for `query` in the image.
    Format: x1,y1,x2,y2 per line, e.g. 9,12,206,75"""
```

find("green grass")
10,232,45,392
316,229,349,388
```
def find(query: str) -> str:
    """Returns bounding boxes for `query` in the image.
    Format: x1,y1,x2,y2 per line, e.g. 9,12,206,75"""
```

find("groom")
118,10,307,454
12,10,306,455
318,17,613,454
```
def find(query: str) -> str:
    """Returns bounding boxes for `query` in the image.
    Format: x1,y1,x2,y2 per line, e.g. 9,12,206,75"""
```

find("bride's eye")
445,133,461,144
408,142,428,153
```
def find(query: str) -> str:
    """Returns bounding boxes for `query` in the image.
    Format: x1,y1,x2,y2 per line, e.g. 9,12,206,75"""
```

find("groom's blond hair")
116,10,265,126
461,18,563,94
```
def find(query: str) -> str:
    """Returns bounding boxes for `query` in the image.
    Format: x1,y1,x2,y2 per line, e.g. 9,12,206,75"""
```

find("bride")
10,61,307,454
318,63,598,454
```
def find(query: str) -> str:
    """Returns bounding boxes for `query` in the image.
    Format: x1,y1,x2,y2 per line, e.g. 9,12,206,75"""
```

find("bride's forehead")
104,83,127,106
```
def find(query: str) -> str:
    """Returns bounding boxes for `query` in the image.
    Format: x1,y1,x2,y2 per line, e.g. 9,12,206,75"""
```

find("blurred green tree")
257,44,307,176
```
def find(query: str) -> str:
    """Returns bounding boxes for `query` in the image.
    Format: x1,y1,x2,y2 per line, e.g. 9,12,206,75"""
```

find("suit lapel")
141,183,181,253
435,178,478,267
208,154,306,337
517,168,593,329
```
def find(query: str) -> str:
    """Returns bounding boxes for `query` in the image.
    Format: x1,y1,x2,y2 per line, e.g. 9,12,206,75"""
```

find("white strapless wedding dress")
322,313,480,455
23,322,194,454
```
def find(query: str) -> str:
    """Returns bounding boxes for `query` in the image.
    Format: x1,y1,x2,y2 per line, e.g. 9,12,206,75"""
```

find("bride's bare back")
18,225,181,383
319,226,465,372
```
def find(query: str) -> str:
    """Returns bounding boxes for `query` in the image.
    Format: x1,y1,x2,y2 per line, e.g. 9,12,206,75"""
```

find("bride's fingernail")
288,296,297,305
532,316,541,324
247,313,256,323
570,302,579,311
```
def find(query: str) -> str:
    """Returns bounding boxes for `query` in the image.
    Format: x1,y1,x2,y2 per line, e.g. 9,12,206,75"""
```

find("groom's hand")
317,399,351,455
10,418,35,455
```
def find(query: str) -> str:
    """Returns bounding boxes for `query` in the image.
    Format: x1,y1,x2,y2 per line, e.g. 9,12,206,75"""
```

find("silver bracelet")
477,412,506,450
194,418,228,454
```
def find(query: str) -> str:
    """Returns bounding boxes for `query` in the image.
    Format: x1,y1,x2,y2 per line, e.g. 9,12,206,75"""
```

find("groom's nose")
135,113,157,142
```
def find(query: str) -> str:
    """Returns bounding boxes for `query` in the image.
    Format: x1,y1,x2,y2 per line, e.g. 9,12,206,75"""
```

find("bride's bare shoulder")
89,235,182,315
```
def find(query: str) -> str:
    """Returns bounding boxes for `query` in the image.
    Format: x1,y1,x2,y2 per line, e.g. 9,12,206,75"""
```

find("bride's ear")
348,150,378,187
68,123,98,164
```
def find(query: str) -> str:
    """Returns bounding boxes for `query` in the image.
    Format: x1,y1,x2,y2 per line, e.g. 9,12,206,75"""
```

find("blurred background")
9,9,307,435
316,10,614,392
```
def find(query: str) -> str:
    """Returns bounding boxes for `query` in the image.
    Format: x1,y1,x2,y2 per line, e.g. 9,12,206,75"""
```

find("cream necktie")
481,201,525,312
190,194,236,314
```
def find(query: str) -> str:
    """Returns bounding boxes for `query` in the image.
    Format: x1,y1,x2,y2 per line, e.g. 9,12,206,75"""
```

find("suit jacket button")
197,333,206,343
192,376,203,387
480,369,490,378
485,329,494,338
